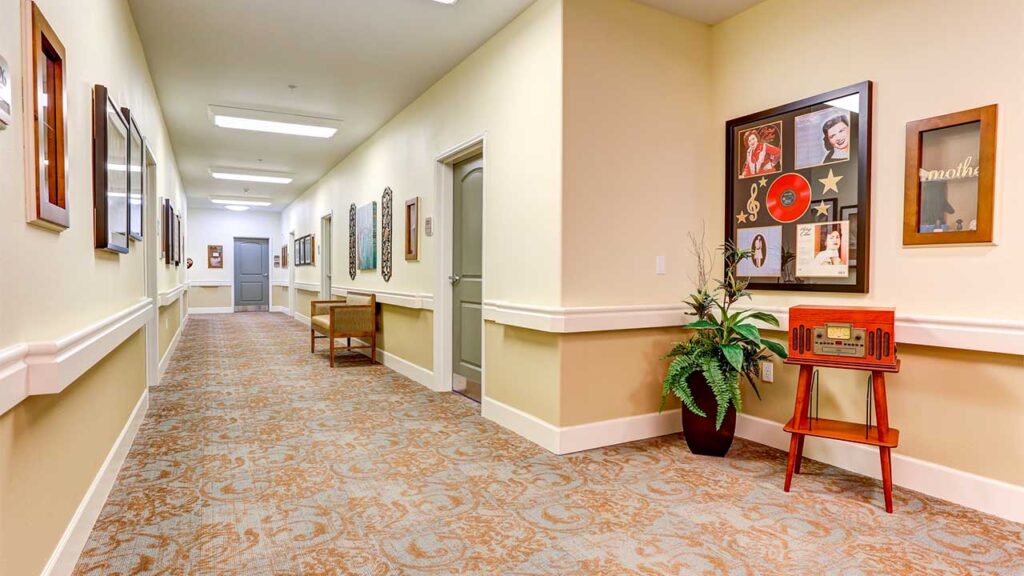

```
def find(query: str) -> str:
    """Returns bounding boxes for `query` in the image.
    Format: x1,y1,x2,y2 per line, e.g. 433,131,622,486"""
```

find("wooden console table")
782,358,901,513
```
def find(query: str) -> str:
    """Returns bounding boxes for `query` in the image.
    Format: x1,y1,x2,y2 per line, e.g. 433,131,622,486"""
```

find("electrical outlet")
760,360,774,382
655,255,666,275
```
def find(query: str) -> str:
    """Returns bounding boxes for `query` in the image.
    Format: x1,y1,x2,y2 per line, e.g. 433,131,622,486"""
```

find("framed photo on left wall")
92,84,130,254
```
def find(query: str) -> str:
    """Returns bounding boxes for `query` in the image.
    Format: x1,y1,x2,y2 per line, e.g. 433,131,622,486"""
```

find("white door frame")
288,230,296,315
320,211,333,299
143,143,159,388
433,133,487,396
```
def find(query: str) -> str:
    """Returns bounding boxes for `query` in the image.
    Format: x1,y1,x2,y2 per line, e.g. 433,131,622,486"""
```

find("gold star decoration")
819,169,843,194
814,201,831,217
758,176,768,188
736,211,749,224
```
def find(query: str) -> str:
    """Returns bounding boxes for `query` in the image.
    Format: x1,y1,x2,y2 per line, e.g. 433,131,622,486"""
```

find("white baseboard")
482,398,1024,524
158,317,186,381
349,338,437,391
482,397,560,453
270,306,290,314
734,413,1024,524
294,312,311,326
186,307,233,315
41,388,150,576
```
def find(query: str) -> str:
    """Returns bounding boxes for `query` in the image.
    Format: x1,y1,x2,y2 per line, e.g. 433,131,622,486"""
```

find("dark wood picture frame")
121,108,144,241
93,84,130,254
174,214,181,266
405,197,419,261
162,199,173,262
281,245,288,268
725,81,873,293
903,104,997,245
24,1,69,231
294,234,315,266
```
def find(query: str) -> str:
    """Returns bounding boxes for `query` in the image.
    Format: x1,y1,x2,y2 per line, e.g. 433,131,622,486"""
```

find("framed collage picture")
726,81,872,293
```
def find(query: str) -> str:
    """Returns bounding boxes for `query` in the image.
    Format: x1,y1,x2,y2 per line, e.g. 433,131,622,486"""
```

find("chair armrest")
310,298,347,317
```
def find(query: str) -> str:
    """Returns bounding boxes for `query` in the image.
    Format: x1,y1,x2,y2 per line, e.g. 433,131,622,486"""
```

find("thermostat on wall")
0,54,11,128
424,216,433,237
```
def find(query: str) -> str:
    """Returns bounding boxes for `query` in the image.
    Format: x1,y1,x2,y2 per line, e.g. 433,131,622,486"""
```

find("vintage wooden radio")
788,306,897,370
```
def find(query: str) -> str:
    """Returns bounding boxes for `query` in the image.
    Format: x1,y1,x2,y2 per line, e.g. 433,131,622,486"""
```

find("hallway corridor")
69,313,1022,575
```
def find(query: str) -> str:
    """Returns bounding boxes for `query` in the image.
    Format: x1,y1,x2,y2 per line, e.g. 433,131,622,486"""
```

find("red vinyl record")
766,173,811,223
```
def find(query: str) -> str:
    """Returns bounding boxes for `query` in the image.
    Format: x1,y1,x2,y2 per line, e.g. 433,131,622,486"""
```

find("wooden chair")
309,294,377,367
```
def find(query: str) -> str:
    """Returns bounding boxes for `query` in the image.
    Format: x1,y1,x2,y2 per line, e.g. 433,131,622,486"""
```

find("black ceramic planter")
680,372,737,457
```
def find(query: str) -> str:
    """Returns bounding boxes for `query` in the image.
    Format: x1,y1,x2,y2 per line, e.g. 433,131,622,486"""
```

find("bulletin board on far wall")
725,81,872,293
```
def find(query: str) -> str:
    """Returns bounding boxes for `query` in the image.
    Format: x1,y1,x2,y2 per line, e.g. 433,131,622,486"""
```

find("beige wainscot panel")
158,298,182,359
294,288,320,320
749,337,1024,486
559,327,684,427
273,285,289,310
483,321,561,426
378,305,434,370
0,329,147,576
189,286,232,309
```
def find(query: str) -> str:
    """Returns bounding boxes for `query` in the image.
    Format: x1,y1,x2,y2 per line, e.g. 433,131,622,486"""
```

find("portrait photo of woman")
795,108,853,169
738,121,782,179
814,225,845,266
751,234,766,268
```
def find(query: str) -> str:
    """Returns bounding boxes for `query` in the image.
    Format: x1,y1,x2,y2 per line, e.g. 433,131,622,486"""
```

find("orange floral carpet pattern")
74,313,1023,575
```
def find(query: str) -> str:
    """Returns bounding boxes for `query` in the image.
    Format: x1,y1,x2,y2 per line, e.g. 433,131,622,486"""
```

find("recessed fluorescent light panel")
432,0,458,4
224,205,250,212
209,167,294,184
208,105,341,139
210,197,273,207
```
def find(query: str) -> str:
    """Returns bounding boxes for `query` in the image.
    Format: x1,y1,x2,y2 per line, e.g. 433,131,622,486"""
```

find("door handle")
263,274,268,277
449,274,461,286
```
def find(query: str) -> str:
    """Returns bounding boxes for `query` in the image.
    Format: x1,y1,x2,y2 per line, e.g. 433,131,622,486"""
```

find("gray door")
452,155,483,401
234,238,269,311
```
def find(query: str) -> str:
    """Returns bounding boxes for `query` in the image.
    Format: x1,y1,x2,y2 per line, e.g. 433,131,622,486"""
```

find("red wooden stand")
782,358,901,513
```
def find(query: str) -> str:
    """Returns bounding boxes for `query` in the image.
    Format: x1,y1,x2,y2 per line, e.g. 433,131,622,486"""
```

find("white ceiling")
130,0,761,213
634,0,764,24
128,0,536,212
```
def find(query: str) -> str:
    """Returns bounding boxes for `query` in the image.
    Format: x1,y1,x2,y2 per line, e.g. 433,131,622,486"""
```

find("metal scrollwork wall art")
381,187,393,282
348,203,357,280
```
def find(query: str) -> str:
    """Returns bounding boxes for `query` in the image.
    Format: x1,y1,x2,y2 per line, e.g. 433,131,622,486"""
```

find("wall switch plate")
760,360,774,382
655,255,665,275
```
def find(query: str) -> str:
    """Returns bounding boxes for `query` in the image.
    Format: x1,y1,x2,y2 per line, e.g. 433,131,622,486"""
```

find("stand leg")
880,446,893,513
794,436,805,474
871,371,894,512
784,434,801,492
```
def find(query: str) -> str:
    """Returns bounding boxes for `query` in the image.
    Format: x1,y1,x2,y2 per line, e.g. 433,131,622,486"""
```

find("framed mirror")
904,105,997,245
121,108,144,241
92,84,130,254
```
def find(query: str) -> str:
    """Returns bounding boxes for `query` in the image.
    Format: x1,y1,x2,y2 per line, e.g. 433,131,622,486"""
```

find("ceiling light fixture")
209,167,293,184
224,205,250,212
431,0,458,4
208,105,341,139
210,197,273,207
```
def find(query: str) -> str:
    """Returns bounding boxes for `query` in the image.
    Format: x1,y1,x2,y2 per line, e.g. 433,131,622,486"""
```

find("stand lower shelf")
784,417,899,448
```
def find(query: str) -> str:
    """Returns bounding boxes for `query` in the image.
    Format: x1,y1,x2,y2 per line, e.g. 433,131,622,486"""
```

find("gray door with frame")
452,154,483,401
234,237,269,311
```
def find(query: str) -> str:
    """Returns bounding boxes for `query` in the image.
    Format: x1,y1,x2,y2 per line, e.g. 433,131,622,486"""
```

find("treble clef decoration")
747,183,761,222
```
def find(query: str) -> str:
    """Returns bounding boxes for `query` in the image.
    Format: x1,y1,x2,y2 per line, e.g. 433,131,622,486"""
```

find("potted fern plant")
661,235,787,456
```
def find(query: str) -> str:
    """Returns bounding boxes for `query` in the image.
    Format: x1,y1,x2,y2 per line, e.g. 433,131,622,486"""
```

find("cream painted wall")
294,288,319,320
187,208,286,287
378,305,434,370
711,0,1024,320
273,285,289,310
281,0,563,307
0,329,146,576
0,0,187,348
188,286,232,310
562,0,714,306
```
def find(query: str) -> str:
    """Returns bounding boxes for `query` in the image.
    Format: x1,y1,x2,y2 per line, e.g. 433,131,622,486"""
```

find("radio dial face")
812,325,867,358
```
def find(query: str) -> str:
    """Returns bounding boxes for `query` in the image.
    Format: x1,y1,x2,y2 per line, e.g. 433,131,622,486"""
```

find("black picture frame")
93,84,130,254
162,199,174,262
725,81,872,293
121,108,144,241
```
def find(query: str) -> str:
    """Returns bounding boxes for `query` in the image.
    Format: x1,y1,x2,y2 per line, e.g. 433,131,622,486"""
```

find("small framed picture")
92,85,130,254
405,197,419,261
903,104,996,245
796,221,850,278
208,245,223,268
839,205,859,265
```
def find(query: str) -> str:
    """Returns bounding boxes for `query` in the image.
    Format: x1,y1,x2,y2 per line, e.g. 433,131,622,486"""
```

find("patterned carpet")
73,313,1023,575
